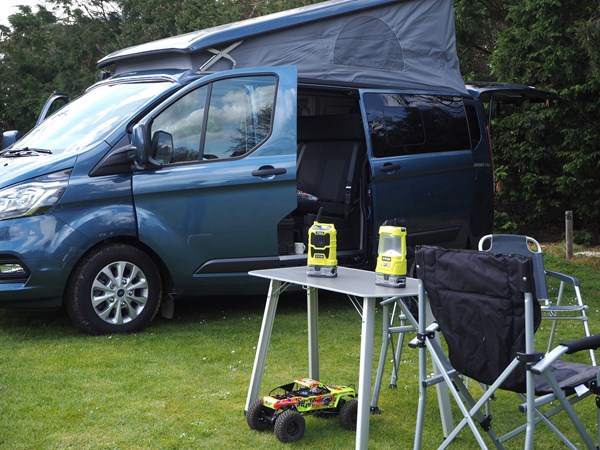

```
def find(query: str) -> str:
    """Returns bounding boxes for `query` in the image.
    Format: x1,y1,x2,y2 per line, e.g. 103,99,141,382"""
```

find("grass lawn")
0,241,599,449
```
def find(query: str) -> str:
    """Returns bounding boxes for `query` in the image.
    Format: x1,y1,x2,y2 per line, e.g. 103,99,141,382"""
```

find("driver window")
150,75,276,164
203,76,276,159
151,86,208,163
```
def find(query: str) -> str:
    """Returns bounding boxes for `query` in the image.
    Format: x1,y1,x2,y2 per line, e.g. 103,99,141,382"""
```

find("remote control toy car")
246,378,358,443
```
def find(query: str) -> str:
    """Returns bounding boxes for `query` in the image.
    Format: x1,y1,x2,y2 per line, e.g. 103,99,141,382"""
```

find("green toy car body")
246,378,358,443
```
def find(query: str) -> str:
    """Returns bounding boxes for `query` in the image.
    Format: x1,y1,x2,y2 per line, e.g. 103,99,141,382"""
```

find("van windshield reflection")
16,81,174,154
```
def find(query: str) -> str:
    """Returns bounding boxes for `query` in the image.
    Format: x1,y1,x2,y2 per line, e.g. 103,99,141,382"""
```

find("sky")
1,0,52,27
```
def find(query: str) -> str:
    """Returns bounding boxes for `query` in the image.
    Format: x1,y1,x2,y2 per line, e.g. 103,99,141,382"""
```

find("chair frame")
413,246,600,449
479,234,595,365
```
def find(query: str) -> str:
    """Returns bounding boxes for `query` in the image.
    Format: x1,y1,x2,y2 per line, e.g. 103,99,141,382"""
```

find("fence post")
565,210,573,260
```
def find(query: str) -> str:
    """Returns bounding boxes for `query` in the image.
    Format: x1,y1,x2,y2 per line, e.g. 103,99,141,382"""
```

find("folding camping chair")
479,234,595,365
413,245,600,449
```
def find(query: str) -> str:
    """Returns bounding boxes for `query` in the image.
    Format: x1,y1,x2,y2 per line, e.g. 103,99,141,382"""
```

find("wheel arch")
61,236,175,307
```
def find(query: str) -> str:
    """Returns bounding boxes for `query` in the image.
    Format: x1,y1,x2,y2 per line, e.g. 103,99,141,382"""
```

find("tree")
0,1,121,133
115,0,321,47
453,0,513,81
0,0,321,133
1,0,598,240
490,0,600,239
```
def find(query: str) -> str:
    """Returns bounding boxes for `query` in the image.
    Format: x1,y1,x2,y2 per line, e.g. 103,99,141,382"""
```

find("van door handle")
252,166,287,177
380,163,401,173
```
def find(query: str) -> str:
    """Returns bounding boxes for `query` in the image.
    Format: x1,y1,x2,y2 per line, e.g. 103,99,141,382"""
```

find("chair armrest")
531,345,570,374
562,334,600,354
546,269,581,287
532,335,600,375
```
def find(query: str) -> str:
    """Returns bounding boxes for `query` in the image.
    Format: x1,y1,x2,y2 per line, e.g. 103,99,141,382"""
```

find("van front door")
361,90,475,248
133,67,297,293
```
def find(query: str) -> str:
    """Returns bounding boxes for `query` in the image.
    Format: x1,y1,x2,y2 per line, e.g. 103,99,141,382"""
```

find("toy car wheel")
246,399,274,431
339,399,358,430
274,409,306,443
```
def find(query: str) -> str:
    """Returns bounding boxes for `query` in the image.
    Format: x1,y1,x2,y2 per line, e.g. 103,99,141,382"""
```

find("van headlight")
0,169,71,220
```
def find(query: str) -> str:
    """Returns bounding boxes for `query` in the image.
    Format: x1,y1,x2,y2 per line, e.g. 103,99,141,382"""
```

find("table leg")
245,279,282,412
307,286,319,380
356,297,376,450
370,300,392,413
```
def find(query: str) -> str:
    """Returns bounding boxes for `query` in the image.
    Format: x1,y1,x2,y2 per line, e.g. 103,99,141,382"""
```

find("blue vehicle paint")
1,0,540,334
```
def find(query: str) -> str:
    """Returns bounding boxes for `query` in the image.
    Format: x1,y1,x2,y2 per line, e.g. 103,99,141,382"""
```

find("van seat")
297,114,364,218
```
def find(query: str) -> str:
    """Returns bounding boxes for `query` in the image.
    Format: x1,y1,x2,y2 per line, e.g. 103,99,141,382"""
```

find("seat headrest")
297,114,364,141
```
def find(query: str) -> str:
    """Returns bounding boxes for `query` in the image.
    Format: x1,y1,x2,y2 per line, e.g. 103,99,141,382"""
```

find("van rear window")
364,94,471,157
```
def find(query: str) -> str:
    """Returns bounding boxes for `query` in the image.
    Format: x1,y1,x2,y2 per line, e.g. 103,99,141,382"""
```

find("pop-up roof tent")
98,0,467,95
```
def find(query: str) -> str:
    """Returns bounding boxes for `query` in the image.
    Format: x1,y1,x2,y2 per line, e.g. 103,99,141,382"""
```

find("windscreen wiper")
0,147,53,157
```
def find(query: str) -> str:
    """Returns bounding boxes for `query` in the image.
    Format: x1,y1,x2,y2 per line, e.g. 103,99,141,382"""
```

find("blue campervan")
0,0,552,334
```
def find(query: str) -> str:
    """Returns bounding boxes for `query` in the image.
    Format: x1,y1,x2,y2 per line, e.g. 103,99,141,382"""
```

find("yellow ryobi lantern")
375,220,407,288
307,213,337,278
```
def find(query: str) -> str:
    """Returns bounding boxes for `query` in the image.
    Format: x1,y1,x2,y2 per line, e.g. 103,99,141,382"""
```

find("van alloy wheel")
66,244,162,335
91,260,149,325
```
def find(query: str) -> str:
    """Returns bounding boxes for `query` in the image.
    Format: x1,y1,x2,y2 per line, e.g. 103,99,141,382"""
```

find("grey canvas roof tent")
98,0,467,94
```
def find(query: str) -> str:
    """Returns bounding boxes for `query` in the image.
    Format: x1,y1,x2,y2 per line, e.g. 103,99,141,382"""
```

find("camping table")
244,266,451,449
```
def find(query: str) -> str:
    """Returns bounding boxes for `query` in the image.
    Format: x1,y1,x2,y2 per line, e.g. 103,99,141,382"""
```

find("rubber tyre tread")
339,399,358,430
246,399,273,431
66,243,161,335
274,409,306,443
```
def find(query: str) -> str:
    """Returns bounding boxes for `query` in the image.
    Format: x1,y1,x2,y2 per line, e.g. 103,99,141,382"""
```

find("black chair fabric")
416,246,539,392
416,246,599,396
414,245,600,448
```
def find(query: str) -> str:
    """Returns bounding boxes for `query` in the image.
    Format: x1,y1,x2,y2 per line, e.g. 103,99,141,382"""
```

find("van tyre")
66,244,162,335
274,410,305,443
339,399,358,430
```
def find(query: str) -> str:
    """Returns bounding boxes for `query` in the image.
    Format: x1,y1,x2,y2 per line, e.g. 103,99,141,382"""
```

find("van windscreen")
16,81,175,154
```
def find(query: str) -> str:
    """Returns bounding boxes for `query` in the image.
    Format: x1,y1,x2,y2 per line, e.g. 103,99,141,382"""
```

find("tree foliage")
453,0,509,81
0,1,121,133
489,0,600,238
0,0,598,238
116,0,320,47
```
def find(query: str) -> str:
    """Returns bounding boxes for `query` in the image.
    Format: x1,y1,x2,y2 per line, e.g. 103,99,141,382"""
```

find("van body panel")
361,89,475,247
368,152,474,246
0,154,77,188
53,173,136,242
0,1,506,333
132,67,297,293
0,215,88,308
464,97,494,245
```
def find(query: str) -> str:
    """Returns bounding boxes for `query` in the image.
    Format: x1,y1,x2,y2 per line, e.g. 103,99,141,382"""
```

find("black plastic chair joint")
517,352,544,365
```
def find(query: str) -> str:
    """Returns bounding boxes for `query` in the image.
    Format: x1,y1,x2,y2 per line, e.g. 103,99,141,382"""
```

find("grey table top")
249,265,419,298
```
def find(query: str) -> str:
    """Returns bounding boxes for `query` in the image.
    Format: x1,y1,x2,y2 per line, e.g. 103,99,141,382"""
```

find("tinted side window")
364,94,471,157
150,75,277,164
465,103,482,147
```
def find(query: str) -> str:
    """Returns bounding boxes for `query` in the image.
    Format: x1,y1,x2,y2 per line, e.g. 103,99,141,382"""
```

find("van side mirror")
151,131,174,165
131,123,165,170
131,123,150,169
2,130,20,150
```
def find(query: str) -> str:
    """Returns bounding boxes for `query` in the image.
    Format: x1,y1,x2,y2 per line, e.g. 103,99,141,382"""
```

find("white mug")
294,242,306,254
